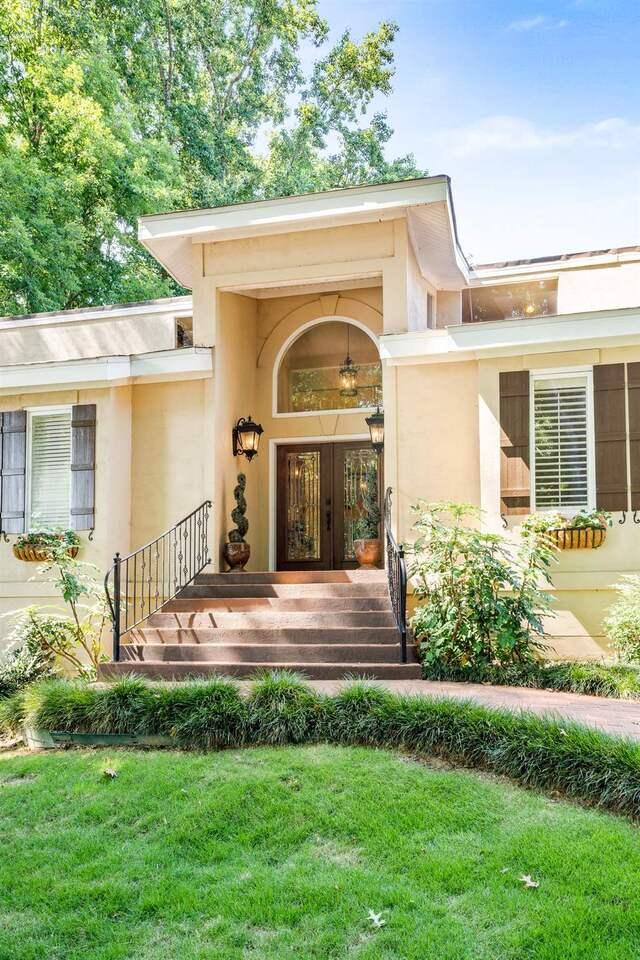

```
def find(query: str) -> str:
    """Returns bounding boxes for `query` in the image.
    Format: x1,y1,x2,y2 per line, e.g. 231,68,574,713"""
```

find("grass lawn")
0,745,638,960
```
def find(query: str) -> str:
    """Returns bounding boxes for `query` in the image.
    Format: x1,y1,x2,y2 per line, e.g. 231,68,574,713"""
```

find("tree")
0,0,424,315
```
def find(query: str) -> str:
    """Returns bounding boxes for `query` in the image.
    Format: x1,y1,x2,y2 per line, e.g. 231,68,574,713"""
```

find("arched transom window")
277,320,382,414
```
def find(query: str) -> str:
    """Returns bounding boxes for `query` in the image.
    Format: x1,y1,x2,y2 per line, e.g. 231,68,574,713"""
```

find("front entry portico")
276,440,381,571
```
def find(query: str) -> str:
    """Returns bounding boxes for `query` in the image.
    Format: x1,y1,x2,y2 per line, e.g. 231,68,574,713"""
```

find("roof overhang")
0,347,212,395
380,307,640,365
138,176,470,290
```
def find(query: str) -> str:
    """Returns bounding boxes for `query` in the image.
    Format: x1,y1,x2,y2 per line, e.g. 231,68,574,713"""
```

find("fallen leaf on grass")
519,875,539,889
367,910,386,929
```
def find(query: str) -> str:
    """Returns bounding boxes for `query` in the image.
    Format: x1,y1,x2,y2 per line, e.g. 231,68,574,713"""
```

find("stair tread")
195,570,386,584
99,661,422,680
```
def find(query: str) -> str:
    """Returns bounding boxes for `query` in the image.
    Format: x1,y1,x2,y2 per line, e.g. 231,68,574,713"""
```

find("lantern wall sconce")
365,406,384,453
232,415,264,461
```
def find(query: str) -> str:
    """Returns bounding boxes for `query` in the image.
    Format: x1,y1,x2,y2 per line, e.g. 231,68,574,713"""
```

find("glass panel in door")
285,450,321,562
342,448,379,561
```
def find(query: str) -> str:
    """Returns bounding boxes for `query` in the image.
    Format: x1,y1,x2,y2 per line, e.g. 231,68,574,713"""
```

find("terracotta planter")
223,541,250,571
13,543,79,562
549,527,607,550
353,537,382,569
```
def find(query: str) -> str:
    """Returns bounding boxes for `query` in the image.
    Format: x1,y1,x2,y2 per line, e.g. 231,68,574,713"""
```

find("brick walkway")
301,680,640,741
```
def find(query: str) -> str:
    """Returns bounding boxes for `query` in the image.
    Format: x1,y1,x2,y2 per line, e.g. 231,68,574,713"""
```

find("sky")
316,0,640,264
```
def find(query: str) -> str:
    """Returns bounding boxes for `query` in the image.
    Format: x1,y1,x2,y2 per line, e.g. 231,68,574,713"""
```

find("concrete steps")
99,568,420,682
103,661,422,680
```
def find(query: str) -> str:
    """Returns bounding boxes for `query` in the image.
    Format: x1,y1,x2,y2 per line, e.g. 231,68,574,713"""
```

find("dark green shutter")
70,404,96,531
0,411,27,534
594,364,628,511
499,371,530,514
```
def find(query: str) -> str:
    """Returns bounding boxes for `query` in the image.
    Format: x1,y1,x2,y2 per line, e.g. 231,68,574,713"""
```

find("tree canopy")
0,0,424,315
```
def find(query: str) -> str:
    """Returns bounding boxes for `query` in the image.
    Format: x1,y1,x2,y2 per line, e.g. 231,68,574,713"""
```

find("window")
176,315,193,348
427,292,435,328
531,372,594,511
277,321,381,414
27,409,72,529
463,279,557,324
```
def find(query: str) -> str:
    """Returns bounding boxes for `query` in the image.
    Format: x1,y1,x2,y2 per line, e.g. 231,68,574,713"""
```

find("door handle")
325,498,332,531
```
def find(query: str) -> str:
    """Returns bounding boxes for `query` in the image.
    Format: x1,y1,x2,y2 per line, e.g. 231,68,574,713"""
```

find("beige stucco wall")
204,222,395,278
130,379,210,548
0,385,133,651
0,305,190,366
557,261,640,314
206,292,258,566
251,287,384,571
0,377,214,652
476,342,640,659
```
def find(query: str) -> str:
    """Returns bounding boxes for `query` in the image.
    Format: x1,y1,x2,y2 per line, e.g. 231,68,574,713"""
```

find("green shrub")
604,575,640,663
4,674,640,818
408,501,555,670
5,543,109,682
247,670,322,744
423,660,640,700
161,678,247,749
0,628,56,700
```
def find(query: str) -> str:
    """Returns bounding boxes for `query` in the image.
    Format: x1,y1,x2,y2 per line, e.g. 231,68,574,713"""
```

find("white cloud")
508,15,568,31
433,115,640,158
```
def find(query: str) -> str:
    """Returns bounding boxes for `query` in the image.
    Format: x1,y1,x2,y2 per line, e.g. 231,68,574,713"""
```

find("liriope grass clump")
247,670,324,745
424,660,640,700
2,673,640,818
156,678,247,749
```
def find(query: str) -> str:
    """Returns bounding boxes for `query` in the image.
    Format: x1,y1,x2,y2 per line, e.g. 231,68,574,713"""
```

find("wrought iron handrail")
383,486,408,663
104,500,212,661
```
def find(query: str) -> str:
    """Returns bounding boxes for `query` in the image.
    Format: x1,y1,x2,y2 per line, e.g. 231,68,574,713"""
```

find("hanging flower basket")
548,527,607,550
12,531,80,562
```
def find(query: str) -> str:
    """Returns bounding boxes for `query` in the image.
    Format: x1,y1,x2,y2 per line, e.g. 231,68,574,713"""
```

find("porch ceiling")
138,176,470,291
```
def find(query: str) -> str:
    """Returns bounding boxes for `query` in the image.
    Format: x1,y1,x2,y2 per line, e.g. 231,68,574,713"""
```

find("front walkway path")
302,680,640,741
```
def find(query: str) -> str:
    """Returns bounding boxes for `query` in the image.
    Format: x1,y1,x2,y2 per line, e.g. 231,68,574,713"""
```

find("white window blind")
29,411,72,529
533,375,590,510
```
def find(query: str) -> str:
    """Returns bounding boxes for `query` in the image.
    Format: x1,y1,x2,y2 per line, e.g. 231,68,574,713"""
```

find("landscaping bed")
422,661,640,701
2,673,640,818
0,744,639,959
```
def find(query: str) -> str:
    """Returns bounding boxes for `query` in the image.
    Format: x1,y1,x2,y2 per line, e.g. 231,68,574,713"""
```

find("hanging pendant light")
339,326,359,397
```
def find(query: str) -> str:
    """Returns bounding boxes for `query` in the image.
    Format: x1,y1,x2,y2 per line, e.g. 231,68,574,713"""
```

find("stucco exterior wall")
250,287,383,570
477,342,640,659
130,380,210,548
0,301,191,365
203,222,395,277
0,385,133,652
557,261,640,314
392,360,481,545
211,292,258,567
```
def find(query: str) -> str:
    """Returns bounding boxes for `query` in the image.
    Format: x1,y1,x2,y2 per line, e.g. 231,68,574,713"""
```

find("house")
1,176,639,673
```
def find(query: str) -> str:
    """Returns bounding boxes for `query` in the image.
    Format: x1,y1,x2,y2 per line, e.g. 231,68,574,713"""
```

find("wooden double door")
276,441,381,570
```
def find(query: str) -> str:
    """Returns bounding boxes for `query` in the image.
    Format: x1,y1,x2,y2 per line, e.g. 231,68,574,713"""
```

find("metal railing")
105,500,212,661
383,486,408,663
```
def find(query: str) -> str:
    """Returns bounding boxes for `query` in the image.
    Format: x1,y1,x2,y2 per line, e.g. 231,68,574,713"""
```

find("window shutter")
70,404,96,531
499,371,530,514
628,363,640,510
0,411,27,534
594,364,628,511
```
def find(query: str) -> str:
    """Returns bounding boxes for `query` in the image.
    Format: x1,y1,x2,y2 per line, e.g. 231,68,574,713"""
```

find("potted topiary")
223,473,250,570
352,462,382,569
12,529,80,562
521,509,612,549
